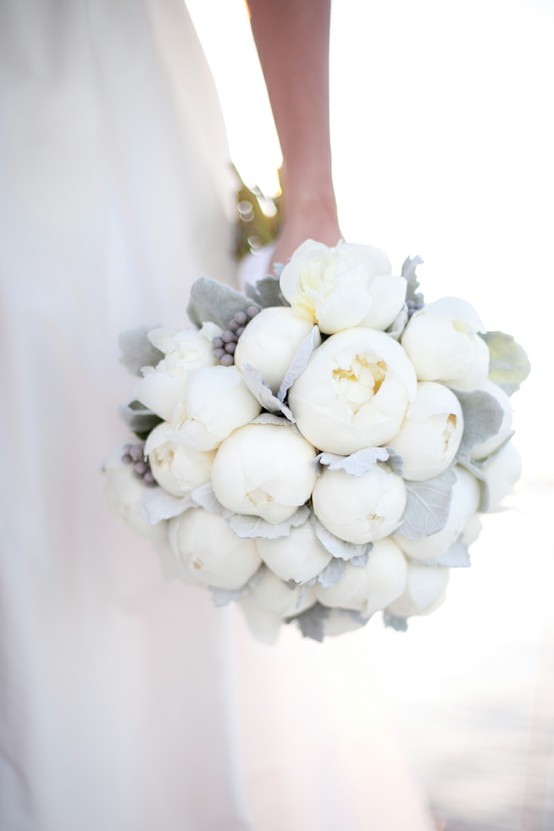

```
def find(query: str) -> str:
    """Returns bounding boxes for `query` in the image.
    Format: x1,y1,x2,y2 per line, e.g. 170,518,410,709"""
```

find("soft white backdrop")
187,1,554,827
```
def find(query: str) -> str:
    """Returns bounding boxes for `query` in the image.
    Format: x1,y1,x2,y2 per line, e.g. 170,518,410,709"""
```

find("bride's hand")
270,201,343,271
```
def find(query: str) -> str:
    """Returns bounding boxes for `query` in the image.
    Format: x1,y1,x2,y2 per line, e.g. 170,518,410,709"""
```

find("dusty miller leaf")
349,552,370,568
118,401,162,439
119,325,164,376
436,539,471,567
227,505,310,540
288,602,331,642
312,518,373,561
187,277,257,329
141,488,193,524
401,255,425,308
383,611,409,632
397,468,456,540
277,326,320,401
251,413,292,426
209,566,263,607
386,303,409,340
480,330,531,395
317,558,347,588
245,275,289,308
241,363,295,420
316,447,404,477
190,483,233,518
453,389,505,454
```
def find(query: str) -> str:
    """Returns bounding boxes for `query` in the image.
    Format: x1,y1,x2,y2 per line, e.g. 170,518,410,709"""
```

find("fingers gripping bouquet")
103,241,530,643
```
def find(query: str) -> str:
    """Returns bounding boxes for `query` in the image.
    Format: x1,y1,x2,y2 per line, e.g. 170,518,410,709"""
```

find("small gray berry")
224,342,236,355
214,347,226,359
228,320,239,332
246,306,259,319
130,445,144,462
143,471,155,485
212,336,224,348
222,330,234,343
235,311,247,325
122,453,132,465
220,354,234,366
134,461,148,475
236,326,245,337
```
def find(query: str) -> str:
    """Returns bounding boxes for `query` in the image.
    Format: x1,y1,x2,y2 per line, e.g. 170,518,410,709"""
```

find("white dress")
0,2,434,829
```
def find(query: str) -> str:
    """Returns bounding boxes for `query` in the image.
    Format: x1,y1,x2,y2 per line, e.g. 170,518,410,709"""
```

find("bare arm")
246,0,342,262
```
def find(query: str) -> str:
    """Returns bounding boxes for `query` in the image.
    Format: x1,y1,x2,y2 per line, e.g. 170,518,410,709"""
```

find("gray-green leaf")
312,518,373,561
397,468,456,540
481,330,531,395
245,275,289,308
386,304,409,340
402,255,425,308
141,488,193,524
288,602,331,642
454,389,505,454
119,325,164,376
317,558,347,588
315,447,404,477
383,611,409,632
119,401,162,439
187,277,257,329
228,505,310,540
241,363,295,420
277,326,320,402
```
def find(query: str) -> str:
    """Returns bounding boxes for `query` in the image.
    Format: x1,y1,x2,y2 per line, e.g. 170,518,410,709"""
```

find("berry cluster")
212,306,259,366
122,442,156,486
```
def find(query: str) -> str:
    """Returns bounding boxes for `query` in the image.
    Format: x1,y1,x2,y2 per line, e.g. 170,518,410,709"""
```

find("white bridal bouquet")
103,241,530,643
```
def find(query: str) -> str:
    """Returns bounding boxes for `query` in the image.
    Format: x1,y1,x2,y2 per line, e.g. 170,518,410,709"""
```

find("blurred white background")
188,1,554,828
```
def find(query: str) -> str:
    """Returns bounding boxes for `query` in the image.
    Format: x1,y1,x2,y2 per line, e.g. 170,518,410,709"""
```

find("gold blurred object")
233,165,284,260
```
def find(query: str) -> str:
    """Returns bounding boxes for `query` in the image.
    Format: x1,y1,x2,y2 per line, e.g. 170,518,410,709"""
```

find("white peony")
388,382,464,481
211,423,317,523
312,464,407,544
395,465,480,561
174,365,261,451
102,446,168,541
234,307,320,394
386,562,450,618
279,240,406,334
169,508,261,590
480,441,522,511
470,380,513,460
239,568,316,645
315,538,408,617
144,422,215,496
256,520,332,583
401,297,489,388
134,325,218,421
288,328,417,454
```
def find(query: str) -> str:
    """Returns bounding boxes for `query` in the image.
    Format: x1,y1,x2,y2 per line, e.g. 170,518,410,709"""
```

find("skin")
247,0,342,264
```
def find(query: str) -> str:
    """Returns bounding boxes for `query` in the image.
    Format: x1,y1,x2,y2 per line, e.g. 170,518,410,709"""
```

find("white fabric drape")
0,2,434,829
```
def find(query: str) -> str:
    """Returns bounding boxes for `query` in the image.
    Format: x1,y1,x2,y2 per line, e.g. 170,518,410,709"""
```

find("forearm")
247,0,336,216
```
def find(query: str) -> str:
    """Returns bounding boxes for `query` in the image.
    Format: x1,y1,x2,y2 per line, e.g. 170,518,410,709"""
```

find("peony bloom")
234,306,320,394
134,325,218,421
395,466,480,561
211,423,317,523
288,327,417,454
279,240,406,334
312,464,407,544
480,441,522,511
401,297,489,388
385,562,450,618
102,446,168,541
169,508,261,590
174,365,261,451
315,537,408,616
388,382,464,481
256,520,332,583
144,422,215,497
